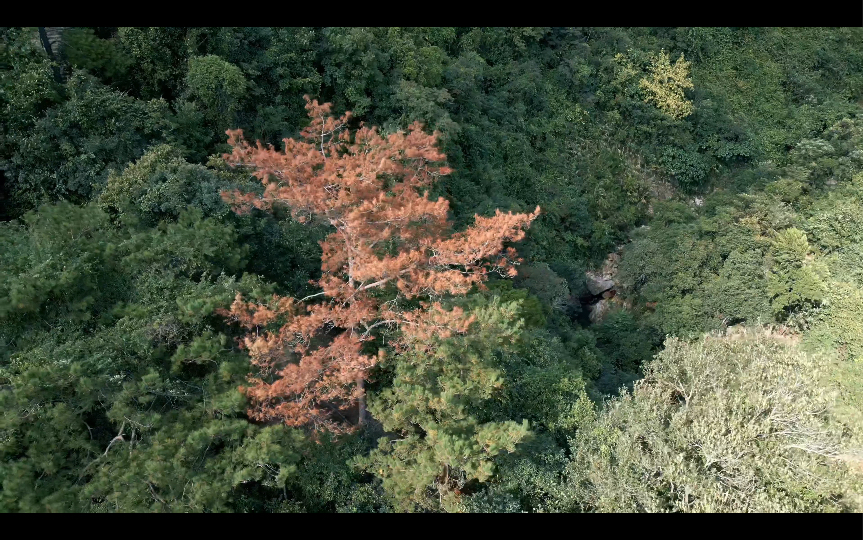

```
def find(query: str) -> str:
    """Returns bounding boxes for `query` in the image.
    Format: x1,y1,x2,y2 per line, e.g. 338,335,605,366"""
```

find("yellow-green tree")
638,50,694,120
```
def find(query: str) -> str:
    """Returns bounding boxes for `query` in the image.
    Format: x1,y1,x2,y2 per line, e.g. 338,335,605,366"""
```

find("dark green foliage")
184,55,248,137
767,228,829,324
360,299,533,512
278,431,390,513
460,432,575,512
98,145,238,224
61,28,132,87
706,248,772,325
4,72,169,212
3,26,863,513
497,328,598,434
591,311,655,382
659,145,712,188
0,203,118,323
513,263,571,314
116,27,190,101
0,200,319,512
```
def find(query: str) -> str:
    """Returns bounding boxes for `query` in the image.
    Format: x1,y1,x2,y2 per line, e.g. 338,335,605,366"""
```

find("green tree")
184,55,247,133
567,331,863,513
638,50,694,120
359,299,531,512
767,227,829,324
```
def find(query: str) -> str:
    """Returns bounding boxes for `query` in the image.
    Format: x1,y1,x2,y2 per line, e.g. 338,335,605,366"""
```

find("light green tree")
566,331,863,512
767,227,829,323
184,55,247,130
638,50,694,120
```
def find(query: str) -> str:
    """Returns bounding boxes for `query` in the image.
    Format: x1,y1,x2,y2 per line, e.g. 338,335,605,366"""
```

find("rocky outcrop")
585,272,615,295
584,250,621,295
589,298,611,324
583,249,625,324
601,251,621,277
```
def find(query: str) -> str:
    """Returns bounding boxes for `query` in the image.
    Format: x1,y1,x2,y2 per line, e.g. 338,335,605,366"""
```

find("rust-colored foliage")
220,97,539,432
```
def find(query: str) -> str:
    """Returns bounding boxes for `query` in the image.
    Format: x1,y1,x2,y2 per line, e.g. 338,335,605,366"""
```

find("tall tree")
220,97,539,432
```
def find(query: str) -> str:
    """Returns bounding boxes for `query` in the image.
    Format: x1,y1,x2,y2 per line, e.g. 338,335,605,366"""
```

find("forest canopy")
1,26,863,513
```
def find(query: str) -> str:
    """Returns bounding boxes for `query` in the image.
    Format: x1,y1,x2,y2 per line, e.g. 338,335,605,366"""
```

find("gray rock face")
585,272,615,296
589,298,611,324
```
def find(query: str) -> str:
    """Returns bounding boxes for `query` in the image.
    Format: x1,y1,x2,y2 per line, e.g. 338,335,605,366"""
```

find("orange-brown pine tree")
220,97,539,432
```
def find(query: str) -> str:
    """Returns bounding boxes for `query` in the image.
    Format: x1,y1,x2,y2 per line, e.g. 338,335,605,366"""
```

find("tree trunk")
357,376,366,426
37,27,63,85
37,27,55,59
